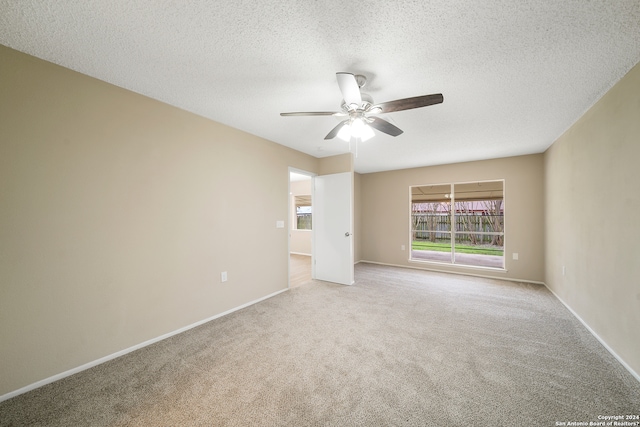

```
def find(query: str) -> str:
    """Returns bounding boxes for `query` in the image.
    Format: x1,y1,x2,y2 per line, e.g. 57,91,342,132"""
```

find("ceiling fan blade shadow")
372,94,443,114
368,117,404,137
336,72,361,107
324,120,349,140
280,111,342,116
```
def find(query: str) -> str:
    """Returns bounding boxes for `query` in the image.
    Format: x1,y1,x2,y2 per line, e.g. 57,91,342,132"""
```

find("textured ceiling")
1,1,639,173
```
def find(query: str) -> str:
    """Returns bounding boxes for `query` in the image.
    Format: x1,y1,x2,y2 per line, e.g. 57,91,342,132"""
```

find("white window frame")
409,179,505,270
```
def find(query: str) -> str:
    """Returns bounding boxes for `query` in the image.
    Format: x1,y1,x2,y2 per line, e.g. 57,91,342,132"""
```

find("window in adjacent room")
294,195,312,230
410,180,504,269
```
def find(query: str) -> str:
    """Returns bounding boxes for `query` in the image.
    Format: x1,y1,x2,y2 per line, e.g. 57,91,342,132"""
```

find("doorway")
289,169,314,287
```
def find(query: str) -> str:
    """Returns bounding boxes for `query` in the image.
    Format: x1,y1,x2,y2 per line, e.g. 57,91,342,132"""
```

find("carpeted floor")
1,263,639,426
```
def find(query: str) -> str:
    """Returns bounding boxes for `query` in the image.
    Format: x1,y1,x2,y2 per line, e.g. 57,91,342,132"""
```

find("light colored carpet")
1,263,639,426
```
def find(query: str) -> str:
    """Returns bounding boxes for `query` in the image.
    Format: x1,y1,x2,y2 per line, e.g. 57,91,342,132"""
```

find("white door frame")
288,167,316,288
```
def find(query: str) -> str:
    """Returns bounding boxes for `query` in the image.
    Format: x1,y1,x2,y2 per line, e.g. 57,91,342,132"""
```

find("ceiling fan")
280,72,443,142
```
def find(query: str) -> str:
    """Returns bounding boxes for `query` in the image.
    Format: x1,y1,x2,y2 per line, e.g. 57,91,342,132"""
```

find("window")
294,195,312,230
410,180,504,269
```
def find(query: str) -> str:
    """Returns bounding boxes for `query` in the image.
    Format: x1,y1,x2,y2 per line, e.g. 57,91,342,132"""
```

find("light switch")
276,220,284,228
512,253,519,260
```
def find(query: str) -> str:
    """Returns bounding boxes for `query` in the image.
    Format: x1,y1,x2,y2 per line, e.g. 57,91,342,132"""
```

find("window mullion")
450,183,455,264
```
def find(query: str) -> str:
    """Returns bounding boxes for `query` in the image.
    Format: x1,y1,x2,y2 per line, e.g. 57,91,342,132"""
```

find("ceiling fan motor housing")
341,92,373,112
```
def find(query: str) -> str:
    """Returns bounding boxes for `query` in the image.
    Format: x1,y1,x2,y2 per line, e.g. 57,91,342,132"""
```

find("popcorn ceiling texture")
1,0,639,173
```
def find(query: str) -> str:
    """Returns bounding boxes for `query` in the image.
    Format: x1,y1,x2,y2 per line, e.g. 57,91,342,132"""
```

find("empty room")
1,2,639,426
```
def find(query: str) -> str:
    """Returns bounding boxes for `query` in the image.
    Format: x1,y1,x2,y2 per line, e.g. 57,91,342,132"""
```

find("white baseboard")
542,284,640,384
359,260,544,285
289,252,311,256
361,260,639,383
0,288,289,403
4,268,637,403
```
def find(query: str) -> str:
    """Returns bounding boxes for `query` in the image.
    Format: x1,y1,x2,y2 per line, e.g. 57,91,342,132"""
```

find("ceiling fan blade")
280,111,342,116
324,120,349,140
368,117,404,137
371,93,443,114
336,72,362,107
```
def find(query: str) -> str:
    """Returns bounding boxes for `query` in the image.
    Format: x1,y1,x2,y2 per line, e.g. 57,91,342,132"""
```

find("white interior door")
313,172,354,285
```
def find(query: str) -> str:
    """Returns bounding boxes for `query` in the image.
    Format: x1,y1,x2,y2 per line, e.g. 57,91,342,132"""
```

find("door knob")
345,232,352,237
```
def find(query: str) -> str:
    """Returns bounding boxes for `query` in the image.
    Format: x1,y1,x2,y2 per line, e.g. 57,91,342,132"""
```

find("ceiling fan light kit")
336,118,375,142
281,72,444,146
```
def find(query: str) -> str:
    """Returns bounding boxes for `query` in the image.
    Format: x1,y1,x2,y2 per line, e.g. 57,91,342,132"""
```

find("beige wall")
544,62,640,376
3,41,637,397
0,45,319,396
318,153,353,176
360,155,545,282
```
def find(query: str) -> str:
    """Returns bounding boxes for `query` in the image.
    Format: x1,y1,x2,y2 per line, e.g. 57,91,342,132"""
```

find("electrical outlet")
221,271,228,282
512,253,519,260
401,245,405,251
